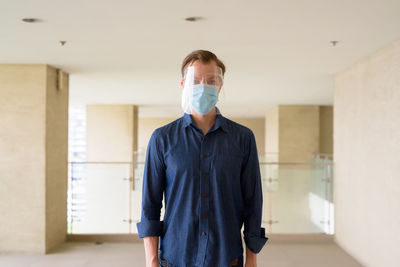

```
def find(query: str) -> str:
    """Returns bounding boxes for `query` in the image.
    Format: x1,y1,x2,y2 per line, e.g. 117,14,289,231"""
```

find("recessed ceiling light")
330,41,339,46
22,18,42,23
185,16,204,22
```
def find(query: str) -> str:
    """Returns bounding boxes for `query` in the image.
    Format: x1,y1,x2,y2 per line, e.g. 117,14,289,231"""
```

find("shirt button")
202,153,207,158
202,193,207,198
201,213,207,218
202,173,207,177
201,232,207,236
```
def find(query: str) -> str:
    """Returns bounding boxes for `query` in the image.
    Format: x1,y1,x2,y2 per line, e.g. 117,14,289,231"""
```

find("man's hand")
146,259,159,267
245,247,257,267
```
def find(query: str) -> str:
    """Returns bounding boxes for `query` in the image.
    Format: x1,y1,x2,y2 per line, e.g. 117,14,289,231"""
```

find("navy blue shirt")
137,106,268,267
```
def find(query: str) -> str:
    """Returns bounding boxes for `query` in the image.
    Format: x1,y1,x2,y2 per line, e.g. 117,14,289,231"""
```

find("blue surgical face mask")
191,84,219,114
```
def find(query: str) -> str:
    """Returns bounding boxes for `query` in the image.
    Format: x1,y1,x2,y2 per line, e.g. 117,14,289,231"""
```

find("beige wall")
86,105,136,162
0,65,69,253
334,40,400,267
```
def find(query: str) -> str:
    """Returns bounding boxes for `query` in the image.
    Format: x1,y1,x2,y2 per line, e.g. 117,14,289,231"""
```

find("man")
137,50,268,267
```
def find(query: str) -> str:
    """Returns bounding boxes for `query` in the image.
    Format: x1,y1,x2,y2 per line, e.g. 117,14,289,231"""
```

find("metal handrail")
68,161,133,164
68,161,333,166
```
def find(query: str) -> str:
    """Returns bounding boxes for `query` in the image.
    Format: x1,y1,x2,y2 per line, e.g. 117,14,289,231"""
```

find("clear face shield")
181,65,224,114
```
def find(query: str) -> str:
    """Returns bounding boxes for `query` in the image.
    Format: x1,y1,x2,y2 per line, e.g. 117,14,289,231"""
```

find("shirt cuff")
136,220,164,238
243,227,269,253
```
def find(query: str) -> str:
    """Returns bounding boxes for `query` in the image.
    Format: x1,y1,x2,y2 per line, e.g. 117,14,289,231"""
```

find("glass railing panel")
131,161,144,233
68,154,334,235
260,161,334,234
67,162,132,234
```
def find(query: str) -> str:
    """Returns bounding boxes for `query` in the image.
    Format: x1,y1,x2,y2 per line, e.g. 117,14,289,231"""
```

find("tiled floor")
0,241,363,267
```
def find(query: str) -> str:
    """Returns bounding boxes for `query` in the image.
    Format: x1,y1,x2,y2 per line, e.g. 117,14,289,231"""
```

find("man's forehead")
190,60,219,72
183,60,223,81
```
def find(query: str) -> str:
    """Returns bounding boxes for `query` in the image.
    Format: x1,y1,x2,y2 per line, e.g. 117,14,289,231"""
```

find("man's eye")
193,80,200,84
207,80,216,85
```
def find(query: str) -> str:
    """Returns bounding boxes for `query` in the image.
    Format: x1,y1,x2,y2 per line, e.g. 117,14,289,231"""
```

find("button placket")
195,134,210,266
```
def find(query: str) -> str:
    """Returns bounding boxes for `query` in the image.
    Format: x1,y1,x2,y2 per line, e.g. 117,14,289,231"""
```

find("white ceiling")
1,0,400,117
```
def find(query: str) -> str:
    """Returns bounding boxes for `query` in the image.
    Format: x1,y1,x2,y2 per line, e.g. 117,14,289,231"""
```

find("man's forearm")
143,236,159,267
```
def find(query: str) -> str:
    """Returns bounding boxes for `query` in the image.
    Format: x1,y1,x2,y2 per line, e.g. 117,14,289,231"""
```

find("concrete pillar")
265,105,333,163
319,106,333,155
0,64,69,253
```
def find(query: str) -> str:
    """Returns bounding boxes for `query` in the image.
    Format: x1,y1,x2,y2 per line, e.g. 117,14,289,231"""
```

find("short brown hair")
181,50,226,78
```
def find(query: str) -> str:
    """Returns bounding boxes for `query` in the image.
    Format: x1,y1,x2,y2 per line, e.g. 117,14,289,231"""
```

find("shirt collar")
182,106,228,133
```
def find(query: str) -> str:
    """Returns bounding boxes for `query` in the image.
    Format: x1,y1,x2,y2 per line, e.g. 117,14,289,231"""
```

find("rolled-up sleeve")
241,130,268,253
136,129,166,238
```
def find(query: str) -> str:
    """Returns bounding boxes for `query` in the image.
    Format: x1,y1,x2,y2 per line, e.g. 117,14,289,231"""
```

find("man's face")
181,60,223,94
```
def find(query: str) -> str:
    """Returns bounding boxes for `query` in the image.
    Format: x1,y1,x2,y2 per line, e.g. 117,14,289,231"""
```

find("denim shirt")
137,106,268,267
